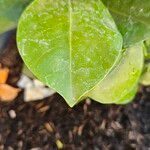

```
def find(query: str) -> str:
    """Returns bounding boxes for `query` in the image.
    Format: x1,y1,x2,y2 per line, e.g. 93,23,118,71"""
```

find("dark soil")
0,32,149,150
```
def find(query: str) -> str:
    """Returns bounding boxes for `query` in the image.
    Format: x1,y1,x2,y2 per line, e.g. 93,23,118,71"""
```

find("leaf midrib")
68,0,73,99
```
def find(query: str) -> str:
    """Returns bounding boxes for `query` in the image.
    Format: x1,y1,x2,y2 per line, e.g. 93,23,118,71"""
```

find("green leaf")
140,63,150,86
102,0,150,47
17,0,123,107
144,38,150,60
0,0,32,34
0,17,16,34
115,84,138,104
87,43,144,104
145,38,150,51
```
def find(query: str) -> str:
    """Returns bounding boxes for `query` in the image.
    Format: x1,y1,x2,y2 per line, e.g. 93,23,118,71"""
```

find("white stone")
17,75,33,88
9,110,16,119
24,86,55,102
17,74,56,102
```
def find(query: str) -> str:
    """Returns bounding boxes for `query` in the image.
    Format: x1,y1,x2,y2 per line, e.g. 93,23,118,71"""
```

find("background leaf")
115,84,138,104
0,17,16,34
17,0,123,107
140,39,150,86
144,38,150,60
87,43,144,104
102,0,150,47
140,63,150,86
0,0,32,34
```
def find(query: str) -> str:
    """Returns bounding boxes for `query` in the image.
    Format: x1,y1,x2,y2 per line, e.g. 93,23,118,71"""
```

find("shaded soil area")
0,32,150,150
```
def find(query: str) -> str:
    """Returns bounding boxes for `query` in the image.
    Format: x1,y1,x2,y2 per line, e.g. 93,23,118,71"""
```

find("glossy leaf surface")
0,0,32,34
102,0,150,47
88,43,144,104
17,0,122,107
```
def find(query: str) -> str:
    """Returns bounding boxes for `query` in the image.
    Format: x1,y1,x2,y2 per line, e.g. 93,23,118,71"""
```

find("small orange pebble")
0,84,21,102
0,67,9,84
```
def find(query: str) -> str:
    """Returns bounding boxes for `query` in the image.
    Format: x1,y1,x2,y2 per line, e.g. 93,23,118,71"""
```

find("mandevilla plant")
1,0,150,107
